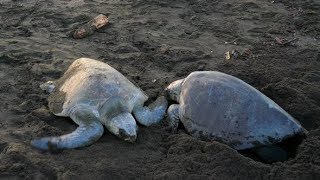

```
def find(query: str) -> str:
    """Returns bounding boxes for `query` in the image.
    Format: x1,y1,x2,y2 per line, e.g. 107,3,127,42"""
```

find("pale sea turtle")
165,71,306,152
31,58,168,150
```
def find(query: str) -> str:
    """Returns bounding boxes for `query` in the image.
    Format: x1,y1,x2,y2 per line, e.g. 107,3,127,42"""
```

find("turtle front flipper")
133,96,168,126
167,104,180,132
31,106,104,151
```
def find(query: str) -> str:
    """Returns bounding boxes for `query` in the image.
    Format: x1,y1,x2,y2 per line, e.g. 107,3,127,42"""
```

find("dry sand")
0,0,319,179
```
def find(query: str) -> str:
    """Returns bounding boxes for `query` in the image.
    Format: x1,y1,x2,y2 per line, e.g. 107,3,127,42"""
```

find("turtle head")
40,81,55,94
165,79,184,102
107,112,138,143
100,98,138,142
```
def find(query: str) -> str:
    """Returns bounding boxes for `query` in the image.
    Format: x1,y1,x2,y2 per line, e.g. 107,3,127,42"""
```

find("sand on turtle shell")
0,0,319,179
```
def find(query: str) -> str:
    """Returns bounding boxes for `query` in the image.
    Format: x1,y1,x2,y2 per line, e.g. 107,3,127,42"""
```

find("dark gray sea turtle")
165,71,305,151
32,58,167,150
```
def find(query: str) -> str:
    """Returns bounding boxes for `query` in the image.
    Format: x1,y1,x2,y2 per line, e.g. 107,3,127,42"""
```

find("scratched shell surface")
179,71,304,150
48,58,148,116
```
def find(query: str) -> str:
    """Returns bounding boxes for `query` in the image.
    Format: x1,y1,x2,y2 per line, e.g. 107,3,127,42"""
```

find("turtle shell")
48,58,148,116
179,71,304,150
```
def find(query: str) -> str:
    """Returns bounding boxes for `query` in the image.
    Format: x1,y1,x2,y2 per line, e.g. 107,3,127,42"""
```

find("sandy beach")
0,0,319,179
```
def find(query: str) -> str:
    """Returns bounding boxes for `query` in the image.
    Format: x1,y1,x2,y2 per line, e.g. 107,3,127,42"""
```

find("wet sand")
0,0,319,179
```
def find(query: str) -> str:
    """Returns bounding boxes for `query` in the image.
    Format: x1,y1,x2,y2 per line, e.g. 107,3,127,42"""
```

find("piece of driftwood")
73,14,109,39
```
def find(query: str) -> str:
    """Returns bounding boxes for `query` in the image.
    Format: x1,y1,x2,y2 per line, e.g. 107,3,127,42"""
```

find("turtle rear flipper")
31,106,104,151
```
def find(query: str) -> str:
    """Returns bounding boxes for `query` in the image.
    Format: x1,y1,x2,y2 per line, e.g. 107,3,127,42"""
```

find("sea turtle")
165,71,306,151
31,58,168,151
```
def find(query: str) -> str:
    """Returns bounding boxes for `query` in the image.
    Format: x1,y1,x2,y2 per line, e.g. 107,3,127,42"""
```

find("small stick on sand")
275,37,298,46
73,14,109,39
